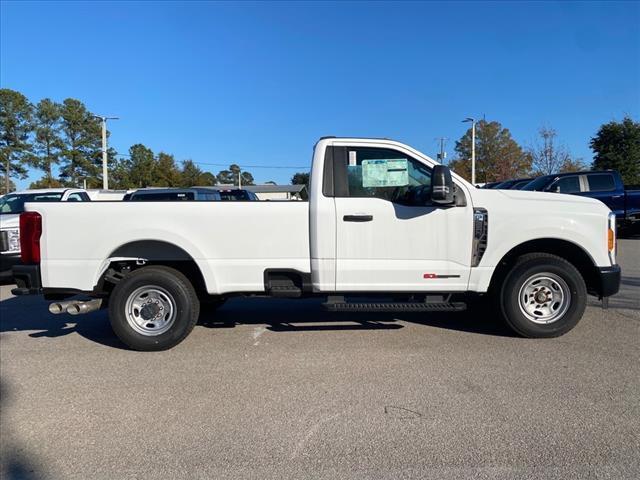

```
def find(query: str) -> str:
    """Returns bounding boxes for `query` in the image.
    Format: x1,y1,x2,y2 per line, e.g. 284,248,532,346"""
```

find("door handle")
343,215,373,222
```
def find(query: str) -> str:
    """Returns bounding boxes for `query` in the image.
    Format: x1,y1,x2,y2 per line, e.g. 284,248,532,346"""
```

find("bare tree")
529,126,582,175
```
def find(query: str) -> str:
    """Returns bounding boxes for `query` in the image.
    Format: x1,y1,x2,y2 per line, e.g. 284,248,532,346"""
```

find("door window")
343,148,432,206
587,174,615,192
550,176,580,193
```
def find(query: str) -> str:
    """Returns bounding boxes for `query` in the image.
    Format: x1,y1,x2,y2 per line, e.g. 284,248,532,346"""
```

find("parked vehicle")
0,189,91,281
217,189,259,201
480,181,502,189
12,137,620,350
86,189,128,201
494,178,535,190
521,170,640,228
125,188,222,202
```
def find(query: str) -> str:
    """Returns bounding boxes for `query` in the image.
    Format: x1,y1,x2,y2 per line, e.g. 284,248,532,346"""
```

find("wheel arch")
96,240,211,296
488,238,599,296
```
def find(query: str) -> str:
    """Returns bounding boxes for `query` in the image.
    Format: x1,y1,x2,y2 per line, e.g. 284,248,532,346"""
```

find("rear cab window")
586,174,615,192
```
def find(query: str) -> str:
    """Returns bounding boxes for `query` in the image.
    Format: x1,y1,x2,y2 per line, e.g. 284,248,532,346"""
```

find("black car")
217,189,259,201
125,188,222,201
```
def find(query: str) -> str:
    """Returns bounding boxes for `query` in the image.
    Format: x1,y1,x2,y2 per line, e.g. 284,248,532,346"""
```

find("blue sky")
1,0,639,188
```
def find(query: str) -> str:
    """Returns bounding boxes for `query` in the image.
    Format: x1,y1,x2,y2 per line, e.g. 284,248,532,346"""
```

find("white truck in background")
12,137,620,350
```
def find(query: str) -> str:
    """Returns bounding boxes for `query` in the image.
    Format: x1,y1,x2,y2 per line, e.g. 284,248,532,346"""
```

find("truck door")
330,144,473,292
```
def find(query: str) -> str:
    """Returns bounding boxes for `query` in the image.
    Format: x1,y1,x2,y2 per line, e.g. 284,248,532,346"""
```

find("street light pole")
94,115,119,189
463,117,476,184
437,137,447,165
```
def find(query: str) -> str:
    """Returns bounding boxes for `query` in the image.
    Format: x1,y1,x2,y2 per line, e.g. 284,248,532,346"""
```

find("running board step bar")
322,301,467,312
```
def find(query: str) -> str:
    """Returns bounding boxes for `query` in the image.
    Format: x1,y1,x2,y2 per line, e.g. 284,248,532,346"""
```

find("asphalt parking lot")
1,239,638,480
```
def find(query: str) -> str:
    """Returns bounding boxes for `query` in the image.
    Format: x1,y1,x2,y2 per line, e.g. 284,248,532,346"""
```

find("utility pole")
436,137,447,165
94,115,119,190
238,167,242,188
463,117,476,184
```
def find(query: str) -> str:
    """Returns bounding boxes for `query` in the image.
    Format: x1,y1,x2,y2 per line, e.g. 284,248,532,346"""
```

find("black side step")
322,301,466,312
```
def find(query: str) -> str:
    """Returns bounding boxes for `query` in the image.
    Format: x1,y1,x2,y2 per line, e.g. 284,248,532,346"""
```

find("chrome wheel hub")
125,286,176,336
518,272,571,324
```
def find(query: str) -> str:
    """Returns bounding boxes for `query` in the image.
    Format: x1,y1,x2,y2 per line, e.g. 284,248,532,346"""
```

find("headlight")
1,229,20,253
607,212,616,265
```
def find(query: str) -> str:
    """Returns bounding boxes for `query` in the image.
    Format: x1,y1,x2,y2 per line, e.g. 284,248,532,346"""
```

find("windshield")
520,176,553,191
0,192,64,214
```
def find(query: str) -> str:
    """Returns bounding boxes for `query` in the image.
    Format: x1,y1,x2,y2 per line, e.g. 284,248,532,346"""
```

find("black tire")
109,266,200,351
499,253,587,338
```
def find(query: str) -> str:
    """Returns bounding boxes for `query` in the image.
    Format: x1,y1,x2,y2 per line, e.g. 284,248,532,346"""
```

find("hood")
470,188,612,217
0,213,20,229
476,188,606,206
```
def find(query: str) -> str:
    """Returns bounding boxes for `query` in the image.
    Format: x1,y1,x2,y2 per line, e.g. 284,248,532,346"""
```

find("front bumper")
11,264,42,295
0,253,22,282
596,265,621,298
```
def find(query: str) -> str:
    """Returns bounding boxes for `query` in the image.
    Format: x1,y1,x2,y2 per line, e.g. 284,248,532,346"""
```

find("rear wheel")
499,253,587,338
109,266,200,351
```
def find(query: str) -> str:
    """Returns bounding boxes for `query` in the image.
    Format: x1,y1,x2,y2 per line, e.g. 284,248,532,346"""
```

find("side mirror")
431,165,455,205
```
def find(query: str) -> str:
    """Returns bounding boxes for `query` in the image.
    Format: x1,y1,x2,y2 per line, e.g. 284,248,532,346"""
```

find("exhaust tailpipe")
66,299,103,316
49,301,76,315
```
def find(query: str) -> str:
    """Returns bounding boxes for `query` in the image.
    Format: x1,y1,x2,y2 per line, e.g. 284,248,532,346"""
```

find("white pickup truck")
12,137,621,350
1,188,91,282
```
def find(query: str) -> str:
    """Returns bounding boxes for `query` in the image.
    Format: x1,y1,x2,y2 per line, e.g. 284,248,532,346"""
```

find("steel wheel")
124,285,177,336
517,272,571,324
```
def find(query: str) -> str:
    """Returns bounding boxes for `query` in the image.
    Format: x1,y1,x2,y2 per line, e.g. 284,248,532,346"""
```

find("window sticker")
348,150,357,166
362,159,408,187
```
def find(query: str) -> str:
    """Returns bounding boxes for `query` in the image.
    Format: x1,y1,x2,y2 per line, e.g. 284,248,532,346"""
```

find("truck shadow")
0,293,127,349
0,294,516,350
199,297,516,337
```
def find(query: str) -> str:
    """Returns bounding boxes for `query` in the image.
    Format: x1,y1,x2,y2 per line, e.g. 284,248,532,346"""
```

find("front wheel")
109,266,200,351
500,253,587,338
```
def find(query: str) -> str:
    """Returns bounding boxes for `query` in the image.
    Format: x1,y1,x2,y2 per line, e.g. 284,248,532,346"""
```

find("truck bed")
31,201,310,294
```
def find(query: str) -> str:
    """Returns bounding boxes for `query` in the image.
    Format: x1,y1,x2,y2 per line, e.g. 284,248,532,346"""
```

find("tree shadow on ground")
0,380,48,480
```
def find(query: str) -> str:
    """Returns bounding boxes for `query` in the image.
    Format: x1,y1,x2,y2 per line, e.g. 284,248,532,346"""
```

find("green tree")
216,169,234,185
59,98,102,187
449,120,532,183
240,171,254,186
591,117,640,185
127,144,156,187
0,89,33,193
217,164,254,186
154,152,182,187
107,153,132,189
291,172,310,200
29,177,64,189
180,159,204,187
32,99,64,187
197,171,217,186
